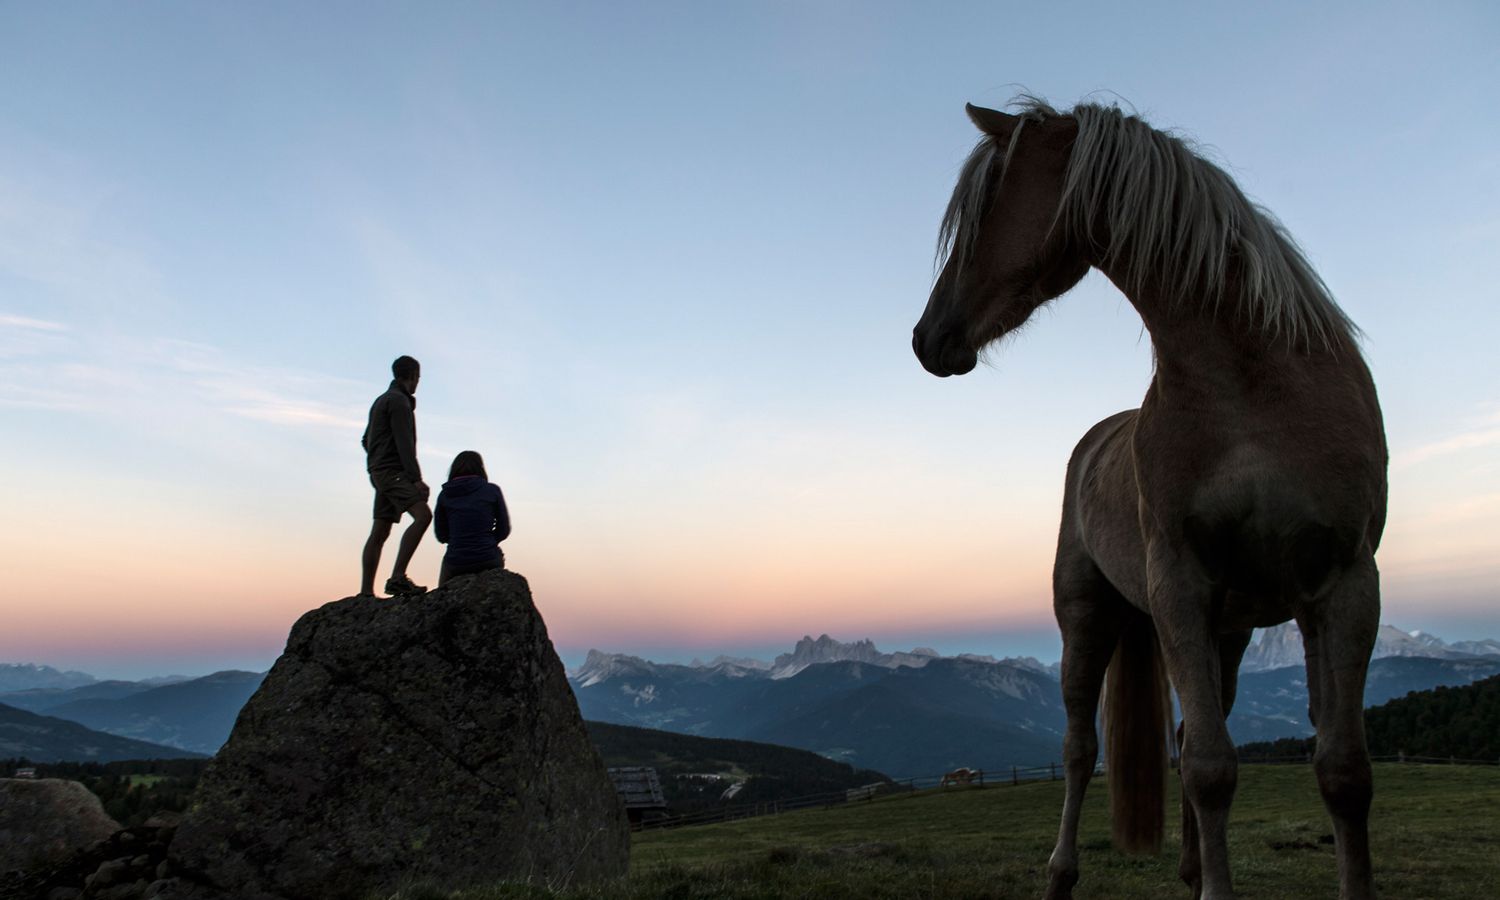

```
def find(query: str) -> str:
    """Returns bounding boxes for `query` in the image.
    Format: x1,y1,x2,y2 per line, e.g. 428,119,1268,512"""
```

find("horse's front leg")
1150,557,1237,900
1177,629,1253,898
1299,559,1379,900
1045,561,1124,900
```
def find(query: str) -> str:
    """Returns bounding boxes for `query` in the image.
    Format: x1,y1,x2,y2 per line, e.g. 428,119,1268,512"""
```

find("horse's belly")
1219,591,1296,632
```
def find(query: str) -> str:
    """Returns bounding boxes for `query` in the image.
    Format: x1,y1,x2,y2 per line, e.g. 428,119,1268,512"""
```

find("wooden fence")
630,754,1500,832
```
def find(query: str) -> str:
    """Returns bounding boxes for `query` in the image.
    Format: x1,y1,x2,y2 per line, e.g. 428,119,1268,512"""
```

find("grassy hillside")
381,763,1500,899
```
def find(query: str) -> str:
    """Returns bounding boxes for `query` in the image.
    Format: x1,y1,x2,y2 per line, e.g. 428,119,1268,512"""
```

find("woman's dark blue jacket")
434,476,510,566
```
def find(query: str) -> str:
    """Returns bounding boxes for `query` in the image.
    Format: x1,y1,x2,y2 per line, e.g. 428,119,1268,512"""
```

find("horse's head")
913,104,1088,377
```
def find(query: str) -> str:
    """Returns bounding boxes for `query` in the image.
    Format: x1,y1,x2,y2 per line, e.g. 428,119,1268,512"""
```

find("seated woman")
434,450,511,586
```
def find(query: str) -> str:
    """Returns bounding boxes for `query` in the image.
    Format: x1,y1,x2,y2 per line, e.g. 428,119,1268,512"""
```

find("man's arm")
390,397,421,482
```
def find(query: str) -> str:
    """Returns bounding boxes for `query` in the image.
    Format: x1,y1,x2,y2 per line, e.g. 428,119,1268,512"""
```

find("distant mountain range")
4,621,1495,765
0,663,97,692
572,648,1064,777
1240,622,1500,672
0,670,265,756
572,628,1500,774
0,702,204,763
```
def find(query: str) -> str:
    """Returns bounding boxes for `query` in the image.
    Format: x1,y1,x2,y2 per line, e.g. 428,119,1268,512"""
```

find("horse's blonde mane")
938,97,1356,349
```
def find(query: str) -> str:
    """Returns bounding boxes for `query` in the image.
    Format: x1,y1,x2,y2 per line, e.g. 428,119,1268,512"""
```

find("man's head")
392,355,421,392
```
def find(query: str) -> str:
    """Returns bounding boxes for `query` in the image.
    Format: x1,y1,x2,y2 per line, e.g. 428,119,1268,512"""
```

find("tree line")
2,758,212,827
1238,673,1500,760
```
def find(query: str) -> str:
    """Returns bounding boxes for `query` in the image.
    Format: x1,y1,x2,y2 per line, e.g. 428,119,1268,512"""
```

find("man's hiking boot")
385,574,427,596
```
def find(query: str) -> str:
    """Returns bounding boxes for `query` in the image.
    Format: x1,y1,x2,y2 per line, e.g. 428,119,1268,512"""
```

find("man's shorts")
370,469,423,523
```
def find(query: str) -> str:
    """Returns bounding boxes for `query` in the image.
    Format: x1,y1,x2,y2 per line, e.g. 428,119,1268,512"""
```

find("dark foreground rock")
165,569,628,900
0,819,176,900
0,778,120,876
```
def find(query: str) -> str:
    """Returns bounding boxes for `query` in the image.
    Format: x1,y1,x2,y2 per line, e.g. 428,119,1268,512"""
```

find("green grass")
127,773,167,787
381,764,1500,899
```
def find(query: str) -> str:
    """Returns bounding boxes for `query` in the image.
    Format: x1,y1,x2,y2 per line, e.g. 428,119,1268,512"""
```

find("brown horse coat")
914,98,1387,900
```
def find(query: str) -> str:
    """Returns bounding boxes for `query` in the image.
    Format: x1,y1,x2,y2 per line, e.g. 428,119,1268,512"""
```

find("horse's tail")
1104,606,1171,855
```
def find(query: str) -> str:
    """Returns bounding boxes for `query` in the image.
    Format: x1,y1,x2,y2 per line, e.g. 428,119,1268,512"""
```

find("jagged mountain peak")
572,635,1067,686
1241,622,1500,673
770,635,938,679
0,663,97,692
572,650,657,688
686,655,775,671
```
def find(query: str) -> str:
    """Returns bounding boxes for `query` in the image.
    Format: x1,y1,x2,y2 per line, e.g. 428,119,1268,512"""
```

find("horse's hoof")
1044,870,1079,900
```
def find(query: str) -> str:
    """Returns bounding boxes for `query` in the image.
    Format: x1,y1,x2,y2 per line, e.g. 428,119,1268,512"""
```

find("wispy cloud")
0,325,365,432
156,339,366,431
0,314,67,331
1393,407,1500,469
1,312,73,362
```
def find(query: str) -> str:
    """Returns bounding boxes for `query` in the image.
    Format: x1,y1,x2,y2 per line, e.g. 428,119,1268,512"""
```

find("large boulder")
0,778,121,875
167,569,629,899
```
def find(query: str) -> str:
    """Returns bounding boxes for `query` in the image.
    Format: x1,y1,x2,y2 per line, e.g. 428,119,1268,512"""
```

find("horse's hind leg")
1045,555,1126,900
1298,558,1379,900
1178,628,1253,899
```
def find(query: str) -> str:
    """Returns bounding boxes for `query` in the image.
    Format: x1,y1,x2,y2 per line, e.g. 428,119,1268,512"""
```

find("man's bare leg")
390,501,432,583
361,519,394,596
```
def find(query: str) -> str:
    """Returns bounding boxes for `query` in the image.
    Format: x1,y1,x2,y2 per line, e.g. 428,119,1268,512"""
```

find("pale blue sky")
2,2,1497,678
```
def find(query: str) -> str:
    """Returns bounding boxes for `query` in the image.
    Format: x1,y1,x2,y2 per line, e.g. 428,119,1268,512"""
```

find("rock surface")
167,569,629,899
0,819,176,900
0,778,121,875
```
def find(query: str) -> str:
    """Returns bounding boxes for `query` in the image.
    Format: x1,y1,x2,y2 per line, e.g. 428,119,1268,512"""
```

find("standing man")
359,355,432,597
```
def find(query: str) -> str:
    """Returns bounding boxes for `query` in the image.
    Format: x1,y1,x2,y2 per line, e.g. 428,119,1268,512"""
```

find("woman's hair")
448,450,487,481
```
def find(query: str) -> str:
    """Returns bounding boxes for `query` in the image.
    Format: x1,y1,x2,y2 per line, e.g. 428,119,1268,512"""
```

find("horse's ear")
966,103,1017,137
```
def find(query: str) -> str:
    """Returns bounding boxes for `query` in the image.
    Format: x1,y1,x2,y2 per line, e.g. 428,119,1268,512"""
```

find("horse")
912,97,1387,900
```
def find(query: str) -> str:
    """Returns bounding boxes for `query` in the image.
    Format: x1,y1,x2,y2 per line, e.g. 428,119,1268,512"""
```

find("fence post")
1012,766,1018,786
1051,762,1057,781
979,769,985,788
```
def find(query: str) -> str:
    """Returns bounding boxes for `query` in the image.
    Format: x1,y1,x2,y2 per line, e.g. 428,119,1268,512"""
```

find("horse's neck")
1096,262,1352,405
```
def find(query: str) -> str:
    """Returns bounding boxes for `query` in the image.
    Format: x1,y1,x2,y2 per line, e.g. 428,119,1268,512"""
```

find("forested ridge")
1240,673,1500,759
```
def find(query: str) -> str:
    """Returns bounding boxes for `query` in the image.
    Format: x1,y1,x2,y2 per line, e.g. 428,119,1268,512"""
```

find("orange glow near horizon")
5,381,1498,677
6,445,1498,676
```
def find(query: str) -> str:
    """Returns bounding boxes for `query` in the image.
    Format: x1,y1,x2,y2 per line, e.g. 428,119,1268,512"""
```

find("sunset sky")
3,2,1497,679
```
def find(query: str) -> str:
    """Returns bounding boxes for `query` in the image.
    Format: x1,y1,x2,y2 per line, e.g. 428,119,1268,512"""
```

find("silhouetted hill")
0,702,205,763
585,720,889,812
44,670,266,754
0,679,155,713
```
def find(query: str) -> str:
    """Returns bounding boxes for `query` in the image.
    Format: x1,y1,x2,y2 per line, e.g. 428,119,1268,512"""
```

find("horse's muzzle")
912,327,978,377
